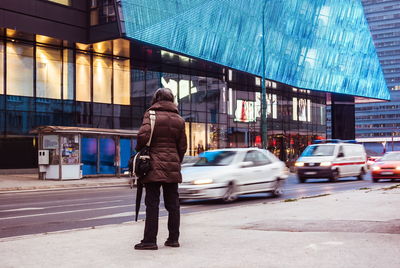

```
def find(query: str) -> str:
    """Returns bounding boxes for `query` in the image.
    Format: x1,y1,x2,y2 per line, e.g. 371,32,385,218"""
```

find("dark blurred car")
371,151,400,182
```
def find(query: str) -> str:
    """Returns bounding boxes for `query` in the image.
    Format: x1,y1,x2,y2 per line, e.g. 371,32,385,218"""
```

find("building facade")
0,0,388,173
356,0,400,154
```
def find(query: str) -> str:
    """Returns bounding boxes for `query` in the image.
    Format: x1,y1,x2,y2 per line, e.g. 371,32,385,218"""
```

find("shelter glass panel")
99,137,116,174
81,137,97,175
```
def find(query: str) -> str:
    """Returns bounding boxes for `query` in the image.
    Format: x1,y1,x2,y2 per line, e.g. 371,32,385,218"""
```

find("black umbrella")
135,179,143,222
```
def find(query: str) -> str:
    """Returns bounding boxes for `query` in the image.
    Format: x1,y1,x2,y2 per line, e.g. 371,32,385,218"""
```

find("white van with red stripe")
294,140,367,183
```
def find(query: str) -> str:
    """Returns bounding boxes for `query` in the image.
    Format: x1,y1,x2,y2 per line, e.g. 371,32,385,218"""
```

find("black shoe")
134,242,158,250
164,240,180,247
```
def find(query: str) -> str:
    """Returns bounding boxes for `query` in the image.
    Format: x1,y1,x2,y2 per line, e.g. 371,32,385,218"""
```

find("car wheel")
222,182,238,203
357,168,365,180
329,170,339,182
298,176,306,183
270,179,283,197
372,177,379,183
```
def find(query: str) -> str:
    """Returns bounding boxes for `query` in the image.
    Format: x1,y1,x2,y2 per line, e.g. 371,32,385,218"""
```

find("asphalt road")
0,173,398,238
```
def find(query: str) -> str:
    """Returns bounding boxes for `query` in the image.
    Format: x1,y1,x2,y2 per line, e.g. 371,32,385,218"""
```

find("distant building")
356,0,400,155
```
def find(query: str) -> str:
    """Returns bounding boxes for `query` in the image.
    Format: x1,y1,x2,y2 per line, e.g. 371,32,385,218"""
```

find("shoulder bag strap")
146,110,156,147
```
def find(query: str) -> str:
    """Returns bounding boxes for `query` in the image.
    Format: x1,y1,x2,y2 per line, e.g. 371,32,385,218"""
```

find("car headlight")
372,166,380,171
295,162,304,167
192,178,214,185
320,161,332,167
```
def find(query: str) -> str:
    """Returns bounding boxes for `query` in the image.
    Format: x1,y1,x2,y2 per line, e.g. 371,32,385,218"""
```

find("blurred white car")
179,148,288,202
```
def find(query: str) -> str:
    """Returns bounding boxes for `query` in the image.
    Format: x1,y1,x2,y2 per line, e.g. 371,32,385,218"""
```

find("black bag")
132,146,151,177
130,110,156,179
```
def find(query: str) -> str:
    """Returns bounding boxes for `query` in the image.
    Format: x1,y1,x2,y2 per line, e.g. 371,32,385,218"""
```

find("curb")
0,182,133,194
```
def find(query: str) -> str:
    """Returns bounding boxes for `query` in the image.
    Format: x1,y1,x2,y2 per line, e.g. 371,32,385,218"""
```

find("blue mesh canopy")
121,0,390,100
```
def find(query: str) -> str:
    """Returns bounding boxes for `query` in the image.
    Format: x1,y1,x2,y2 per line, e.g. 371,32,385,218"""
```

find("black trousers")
143,182,180,244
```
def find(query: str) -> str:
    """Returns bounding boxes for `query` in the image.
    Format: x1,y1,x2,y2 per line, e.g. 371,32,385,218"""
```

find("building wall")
0,27,326,168
0,0,88,43
356,0,400,143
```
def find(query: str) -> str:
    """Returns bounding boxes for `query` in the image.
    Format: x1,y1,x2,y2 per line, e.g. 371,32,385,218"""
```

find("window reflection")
191,122,206,156
113,59,130,105
76,53,91,102
0,42,3,94
63,49,74,100
93,56,112,103
48,0,70,6
36,46,61,99
113,39,130,57
7,42,33,97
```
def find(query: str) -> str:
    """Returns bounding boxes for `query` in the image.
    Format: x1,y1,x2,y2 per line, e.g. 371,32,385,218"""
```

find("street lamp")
261,0,268,149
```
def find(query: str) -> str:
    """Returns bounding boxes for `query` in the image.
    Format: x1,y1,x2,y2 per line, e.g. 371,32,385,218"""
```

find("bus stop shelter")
32,126,138,180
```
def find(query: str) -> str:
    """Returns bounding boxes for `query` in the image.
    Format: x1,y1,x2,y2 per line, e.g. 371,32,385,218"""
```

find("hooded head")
151,88,174,105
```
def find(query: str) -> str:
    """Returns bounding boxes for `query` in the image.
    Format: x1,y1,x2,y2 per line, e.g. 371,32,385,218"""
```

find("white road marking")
0,204,135,220
0,207,44,212
0,196,132,209
0,200,126,212
84,211,135,220
284,180,364,192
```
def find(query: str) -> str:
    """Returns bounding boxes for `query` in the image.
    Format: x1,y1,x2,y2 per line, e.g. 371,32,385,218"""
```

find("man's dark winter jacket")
136,100,187,183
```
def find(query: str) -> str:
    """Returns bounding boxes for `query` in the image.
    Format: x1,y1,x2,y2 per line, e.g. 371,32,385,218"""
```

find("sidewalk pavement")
1,185,399,268
0,173,132,193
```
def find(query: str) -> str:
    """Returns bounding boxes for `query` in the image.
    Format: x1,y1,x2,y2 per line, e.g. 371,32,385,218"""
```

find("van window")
343,145,354,156
301,145,335,157
344,145,363,156
338,146,344,157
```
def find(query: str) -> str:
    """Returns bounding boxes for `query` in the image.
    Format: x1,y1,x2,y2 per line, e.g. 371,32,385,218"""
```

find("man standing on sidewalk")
134,88,187,250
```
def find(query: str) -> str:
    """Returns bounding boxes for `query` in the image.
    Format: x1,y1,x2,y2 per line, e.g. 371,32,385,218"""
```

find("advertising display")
61,135,79,165
234,93,277,123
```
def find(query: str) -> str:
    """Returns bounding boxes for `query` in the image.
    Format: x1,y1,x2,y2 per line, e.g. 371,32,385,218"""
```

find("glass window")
145,71,161,107
93,56,112,104
113,58,130,105
185,122,190,155
99,137,116,174
381,152,400,161
63,49,74,100
178,74,191,110
207,123,218,150
161,73,179,104
36,46,62,99
36,34,61,46
0,42,3,94
93,41,112,54
6,29,34,41
113,39,130,57
7,42,33,97
194,150,236,166
301,145,335,156
81,137,97,175
48,0,71,6
76,53,91,102
244,150,271,165
191,76,207,112
191,122,206,156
